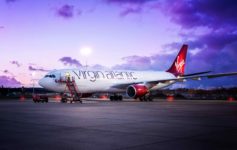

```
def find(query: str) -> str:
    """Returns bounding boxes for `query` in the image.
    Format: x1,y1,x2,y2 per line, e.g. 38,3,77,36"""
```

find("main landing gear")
138,94,153,102
110,94,123,101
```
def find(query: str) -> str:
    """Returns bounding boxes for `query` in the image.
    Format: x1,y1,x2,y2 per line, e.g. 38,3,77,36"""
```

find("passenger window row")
44,74,56,78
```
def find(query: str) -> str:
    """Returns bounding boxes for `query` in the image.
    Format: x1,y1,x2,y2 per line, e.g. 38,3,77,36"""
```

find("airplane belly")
76,80,125,93
76,82,110,93
150,82,174,91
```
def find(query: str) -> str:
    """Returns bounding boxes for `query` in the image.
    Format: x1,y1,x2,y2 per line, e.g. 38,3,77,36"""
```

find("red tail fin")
167,44,188,76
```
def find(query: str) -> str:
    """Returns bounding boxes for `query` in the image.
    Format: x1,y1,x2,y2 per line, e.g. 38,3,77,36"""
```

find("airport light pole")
80,46,92,70
31,71,36,95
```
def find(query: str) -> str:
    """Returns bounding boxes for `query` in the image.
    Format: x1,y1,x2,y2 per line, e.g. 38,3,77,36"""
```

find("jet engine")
126,84,148,98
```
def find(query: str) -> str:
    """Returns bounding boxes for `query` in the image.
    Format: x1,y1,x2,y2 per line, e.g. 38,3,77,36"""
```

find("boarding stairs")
55,76,82,103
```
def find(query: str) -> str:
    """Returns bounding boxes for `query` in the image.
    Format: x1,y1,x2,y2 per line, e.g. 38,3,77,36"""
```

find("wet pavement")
0,99,237,150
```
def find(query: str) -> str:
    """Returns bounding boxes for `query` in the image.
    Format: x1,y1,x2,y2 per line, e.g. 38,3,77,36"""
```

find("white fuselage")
39,69,177,93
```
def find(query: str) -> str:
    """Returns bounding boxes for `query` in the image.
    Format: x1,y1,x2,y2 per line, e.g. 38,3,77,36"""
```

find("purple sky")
1,0,237,88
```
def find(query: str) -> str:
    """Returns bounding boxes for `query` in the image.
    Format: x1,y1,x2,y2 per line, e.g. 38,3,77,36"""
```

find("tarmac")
0,99,237,150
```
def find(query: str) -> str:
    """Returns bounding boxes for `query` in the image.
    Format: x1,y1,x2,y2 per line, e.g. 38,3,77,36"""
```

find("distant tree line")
0,86,53,98
0,86,237,100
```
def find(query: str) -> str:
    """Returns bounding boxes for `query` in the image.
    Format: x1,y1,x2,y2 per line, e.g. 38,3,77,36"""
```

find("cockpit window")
44,74,56,78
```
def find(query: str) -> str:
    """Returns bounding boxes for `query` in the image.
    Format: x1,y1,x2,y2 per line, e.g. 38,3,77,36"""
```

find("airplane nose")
38,78,45,87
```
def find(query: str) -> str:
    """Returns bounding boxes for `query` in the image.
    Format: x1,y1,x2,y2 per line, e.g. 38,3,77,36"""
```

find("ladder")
56,76,82,103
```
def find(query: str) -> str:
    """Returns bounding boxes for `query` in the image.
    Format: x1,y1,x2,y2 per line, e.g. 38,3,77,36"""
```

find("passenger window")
44,74,56,78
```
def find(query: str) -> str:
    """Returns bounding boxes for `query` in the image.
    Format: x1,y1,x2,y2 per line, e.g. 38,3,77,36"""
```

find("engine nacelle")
126,84,148,98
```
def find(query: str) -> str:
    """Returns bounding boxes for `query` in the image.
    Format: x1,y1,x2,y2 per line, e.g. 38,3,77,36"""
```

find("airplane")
38,44,237,102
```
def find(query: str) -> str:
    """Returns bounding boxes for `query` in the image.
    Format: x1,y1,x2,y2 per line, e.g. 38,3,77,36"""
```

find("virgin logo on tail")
175,56,185,73
166,44,188,76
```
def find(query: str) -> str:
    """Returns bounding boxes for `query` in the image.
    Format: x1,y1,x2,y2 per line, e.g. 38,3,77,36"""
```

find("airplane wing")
111,72,237,89
147,72,237,84
197,72,237,78
181,71,211,77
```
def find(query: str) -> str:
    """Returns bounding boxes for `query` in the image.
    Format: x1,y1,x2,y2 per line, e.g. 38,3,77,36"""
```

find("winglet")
166,44,188,76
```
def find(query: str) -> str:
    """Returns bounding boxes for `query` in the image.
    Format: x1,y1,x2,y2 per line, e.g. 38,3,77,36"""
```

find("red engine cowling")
126,84,148,98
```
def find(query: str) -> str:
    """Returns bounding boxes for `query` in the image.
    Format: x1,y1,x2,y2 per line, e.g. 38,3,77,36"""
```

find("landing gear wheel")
114,96,118,101
110,95,123,101
61,98,67,103
144,94,150,101
148,96,153,101
139,97,144,101
110,96,114,101
139,94,153,102
118,95,123,101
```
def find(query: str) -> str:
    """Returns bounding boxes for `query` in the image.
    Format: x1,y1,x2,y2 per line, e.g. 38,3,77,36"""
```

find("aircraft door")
65,72,75,81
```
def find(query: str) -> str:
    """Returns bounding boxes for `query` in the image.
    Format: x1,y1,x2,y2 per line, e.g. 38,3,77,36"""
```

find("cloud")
153,0,237,75
105,0,156,4
1,69,15,77
10,60,21,67
0,75,21,87
5,0,17,3
159,0,237,29
105,0,156,16
111,53,178,71
59,57,82,67
89,64,110,70
56,4,75,19
120,7,142,17
28,65,49,72
107,0,237,30
113,55,152,70
3,70,9,74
